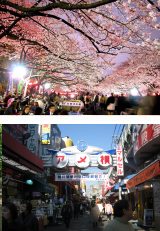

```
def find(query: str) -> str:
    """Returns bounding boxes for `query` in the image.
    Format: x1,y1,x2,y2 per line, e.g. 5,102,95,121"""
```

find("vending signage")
97,152,112,168
116,145,124,176
53,152,68,168
75,153,90,169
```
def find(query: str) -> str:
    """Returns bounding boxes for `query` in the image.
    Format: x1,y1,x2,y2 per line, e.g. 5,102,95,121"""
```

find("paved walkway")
45,211,109,231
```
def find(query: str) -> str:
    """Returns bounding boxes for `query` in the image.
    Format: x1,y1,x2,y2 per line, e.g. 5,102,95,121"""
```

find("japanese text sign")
116,145,124,176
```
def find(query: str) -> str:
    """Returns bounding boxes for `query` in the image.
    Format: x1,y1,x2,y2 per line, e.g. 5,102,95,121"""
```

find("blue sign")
77,140,88,152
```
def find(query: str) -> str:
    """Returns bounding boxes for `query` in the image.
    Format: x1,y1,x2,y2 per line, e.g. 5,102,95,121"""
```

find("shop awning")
113,182,120,191
126,159,160,189
120,174,136,186
3,131,44,172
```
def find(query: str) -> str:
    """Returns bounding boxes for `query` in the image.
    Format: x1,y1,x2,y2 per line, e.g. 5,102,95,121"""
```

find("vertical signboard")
27,124,39,155
41,124,51,144
116,145,124,176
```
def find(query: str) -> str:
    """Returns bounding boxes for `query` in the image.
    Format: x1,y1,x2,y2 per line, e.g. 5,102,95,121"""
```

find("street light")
12,65,27,79
9,64,27,94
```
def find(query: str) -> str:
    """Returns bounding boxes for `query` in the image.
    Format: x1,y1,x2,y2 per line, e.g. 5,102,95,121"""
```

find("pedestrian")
18,202,39,231
90,201,100,228
45,104,57,115
102,200,106,215
21,105,31,115
2,203,23,231
105,201,113,220
106,93,116,115
61,201,73,229
104,199,134,231
73,202,80,219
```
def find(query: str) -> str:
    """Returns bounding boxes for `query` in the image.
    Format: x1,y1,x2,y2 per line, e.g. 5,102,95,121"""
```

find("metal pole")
65,184,68,201
118,179,122,200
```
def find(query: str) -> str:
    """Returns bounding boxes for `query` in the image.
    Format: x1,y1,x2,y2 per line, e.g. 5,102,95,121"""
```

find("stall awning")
126,159,160,189
3,130,44,172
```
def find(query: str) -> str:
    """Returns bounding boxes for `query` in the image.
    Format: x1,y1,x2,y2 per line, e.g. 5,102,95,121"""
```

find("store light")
26,179,33,185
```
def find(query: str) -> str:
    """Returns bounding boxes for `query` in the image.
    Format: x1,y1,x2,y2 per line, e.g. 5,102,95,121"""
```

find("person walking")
105,201,113,221
2,203,23,231
90,201,100,228
18,202,39,231
104,199,134,231
61,201,73,229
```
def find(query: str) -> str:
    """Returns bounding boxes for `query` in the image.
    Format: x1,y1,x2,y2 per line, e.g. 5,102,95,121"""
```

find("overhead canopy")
126,159,160,189
3,130,44,172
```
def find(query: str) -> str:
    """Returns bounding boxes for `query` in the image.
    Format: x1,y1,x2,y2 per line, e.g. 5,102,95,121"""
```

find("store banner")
41,124,51,144
55,173,110,181
136,124,160,150
126,160,160,189
116,145,124,176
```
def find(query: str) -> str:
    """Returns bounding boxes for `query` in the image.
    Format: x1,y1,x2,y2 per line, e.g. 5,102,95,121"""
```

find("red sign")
97,152,112,168
136,125,160,150
53,152,68,168
75,153,90,169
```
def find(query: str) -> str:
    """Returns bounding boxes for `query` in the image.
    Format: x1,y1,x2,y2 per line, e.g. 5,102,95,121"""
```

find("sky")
58,124,124,151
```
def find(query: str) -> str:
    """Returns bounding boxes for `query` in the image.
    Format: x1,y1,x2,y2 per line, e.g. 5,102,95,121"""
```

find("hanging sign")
75,153,90,169
55,173,109,181
97,152,112,168
53,152,68,168
116,145,124,176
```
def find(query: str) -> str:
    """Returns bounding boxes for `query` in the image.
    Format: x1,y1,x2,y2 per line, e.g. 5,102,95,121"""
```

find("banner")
55,173,110,181
41,124,51,144
136,124,160,150
116,145,124,176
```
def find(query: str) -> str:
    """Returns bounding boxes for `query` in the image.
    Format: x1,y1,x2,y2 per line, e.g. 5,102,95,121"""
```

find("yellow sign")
41,124,51,144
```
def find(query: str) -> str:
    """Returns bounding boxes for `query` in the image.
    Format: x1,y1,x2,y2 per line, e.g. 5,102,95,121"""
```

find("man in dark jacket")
61,201,73,228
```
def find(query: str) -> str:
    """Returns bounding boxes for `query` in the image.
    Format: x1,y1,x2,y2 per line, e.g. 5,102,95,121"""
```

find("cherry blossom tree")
0,0,160,89
97,46,160,95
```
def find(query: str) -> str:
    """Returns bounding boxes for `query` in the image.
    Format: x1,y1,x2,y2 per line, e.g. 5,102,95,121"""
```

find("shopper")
18,202,39,231
61,200,73,229
2,203,22,231
106,201,113,220
104,199,134,231
90,200,100,228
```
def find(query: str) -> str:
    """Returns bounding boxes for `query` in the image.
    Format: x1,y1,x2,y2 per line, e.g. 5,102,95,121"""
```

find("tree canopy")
0,0,160,91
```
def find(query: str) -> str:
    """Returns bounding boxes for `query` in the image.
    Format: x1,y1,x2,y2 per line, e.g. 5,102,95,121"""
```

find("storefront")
126,159,160,230
2,130,44,203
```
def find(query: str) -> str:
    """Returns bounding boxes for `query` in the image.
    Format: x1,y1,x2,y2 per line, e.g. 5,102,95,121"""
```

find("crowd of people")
0,90,160,115
2,198,142,231
2,202,39,231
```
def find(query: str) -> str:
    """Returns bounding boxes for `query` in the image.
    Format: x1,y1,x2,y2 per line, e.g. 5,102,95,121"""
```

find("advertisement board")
41,124,51,144
144,209,153,226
